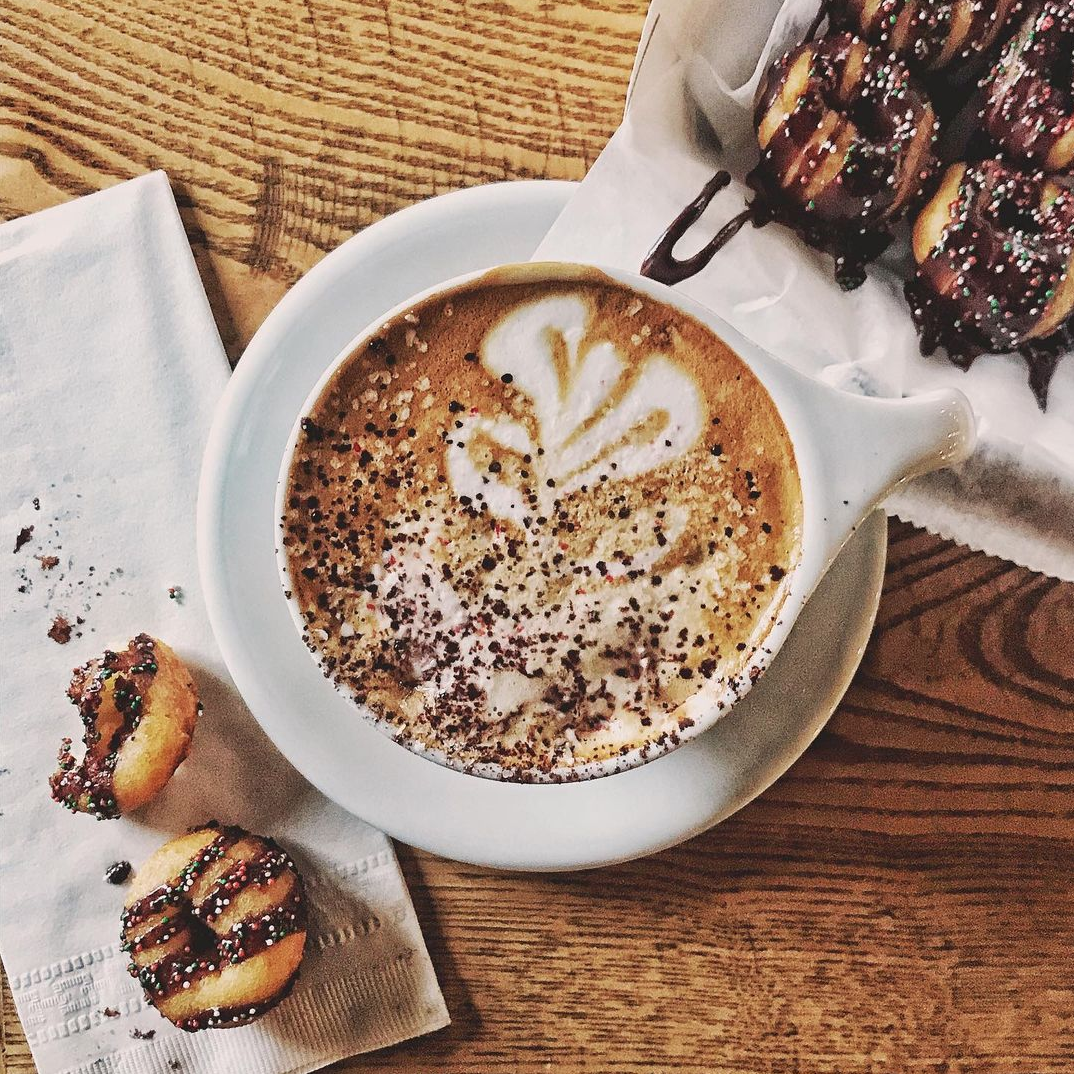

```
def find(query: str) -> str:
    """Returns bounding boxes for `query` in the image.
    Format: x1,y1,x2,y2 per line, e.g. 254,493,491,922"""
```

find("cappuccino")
280,266,803,779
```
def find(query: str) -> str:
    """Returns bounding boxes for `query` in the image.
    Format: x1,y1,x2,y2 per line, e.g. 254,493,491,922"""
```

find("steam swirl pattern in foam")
280,271,803,780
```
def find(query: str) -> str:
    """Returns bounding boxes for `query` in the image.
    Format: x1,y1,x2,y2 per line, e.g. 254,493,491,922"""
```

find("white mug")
276,260,976,781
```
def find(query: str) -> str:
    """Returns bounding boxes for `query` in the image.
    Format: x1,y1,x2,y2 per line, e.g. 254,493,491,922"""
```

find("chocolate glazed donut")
982,0,1074,172
749,32,939,288
641,33,939,290
121,824,307,1031
827,0,1025,74
50,634,199,819
907,159,1074,406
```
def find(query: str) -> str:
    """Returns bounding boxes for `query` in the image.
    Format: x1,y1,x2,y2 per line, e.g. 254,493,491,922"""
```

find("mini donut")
827,0,1024,74
121,823,307,1032
982,1,1074,172
907,159,1074,402
50,634,199,819
750,32,939,288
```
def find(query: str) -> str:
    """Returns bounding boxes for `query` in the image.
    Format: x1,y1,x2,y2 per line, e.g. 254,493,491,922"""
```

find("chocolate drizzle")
804,3,828,43
175,974,301,1032
195,847,295,925
122,829,242,932
50,634,160,818
122,824,307,1032
640,172,764,286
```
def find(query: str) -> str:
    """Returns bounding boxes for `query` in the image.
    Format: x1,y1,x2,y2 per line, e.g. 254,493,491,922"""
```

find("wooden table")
3,2,1073,1071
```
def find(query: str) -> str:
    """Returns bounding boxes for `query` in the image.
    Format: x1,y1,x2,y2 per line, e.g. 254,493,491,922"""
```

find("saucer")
198,180,887,871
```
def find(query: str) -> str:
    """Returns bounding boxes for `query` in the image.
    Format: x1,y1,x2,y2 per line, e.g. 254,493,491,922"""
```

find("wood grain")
0,0,642,358
3,2,1074,1072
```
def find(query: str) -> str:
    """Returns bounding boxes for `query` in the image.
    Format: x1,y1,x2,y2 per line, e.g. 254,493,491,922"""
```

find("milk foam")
446,295,706,550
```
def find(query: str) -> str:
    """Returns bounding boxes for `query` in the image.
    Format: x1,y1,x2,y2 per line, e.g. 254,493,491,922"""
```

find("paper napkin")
0,172,449,1074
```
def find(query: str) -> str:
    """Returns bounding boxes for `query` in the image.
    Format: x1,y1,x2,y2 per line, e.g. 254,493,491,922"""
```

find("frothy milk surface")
281,268,803,779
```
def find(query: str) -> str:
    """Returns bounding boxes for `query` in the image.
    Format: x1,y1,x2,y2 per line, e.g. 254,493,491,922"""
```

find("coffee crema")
280,267,803,779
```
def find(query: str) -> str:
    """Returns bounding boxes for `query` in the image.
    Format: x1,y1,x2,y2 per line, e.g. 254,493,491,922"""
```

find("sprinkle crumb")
102,1007,120,1018
105,860,132,885
13,526,33,553
130,1028,156,1040
167,585,183,603
37,555,59,571
48,616,72,645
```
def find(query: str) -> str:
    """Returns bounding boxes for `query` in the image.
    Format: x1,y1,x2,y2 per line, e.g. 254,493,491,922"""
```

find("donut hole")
809,34,907,144
992,195,1045,237
1052,47,1073,98
808,45,886,142
987,179,1054,239
839,141,895,199
844,95,896,144
176,906,219,957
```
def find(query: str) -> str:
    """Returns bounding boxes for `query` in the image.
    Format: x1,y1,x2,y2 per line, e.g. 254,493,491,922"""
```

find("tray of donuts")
666,0,1072,402
748,0,1074,406
540,0,1074,424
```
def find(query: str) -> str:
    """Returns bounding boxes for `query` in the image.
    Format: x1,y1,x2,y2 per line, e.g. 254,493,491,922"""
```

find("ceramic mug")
275,260,976,780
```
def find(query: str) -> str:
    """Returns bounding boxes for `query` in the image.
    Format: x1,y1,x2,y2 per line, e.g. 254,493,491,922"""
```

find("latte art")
446,294,705,568
280,269,803,779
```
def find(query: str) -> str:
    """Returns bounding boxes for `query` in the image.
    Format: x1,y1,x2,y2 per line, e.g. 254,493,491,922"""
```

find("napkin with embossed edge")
537,0,1074,582
0,170,449,1074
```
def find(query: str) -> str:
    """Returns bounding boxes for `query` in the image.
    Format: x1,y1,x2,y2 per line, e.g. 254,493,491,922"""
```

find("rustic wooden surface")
3,2,1074,1072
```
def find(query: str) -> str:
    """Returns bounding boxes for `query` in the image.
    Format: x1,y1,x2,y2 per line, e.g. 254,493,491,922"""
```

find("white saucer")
198,180,887,871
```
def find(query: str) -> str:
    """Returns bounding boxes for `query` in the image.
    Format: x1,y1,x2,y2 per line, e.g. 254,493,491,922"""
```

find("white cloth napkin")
536,0,1074,582
0,172,449,1074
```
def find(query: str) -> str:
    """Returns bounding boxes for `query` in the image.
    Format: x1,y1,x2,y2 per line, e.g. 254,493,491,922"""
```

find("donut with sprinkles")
982,0,1074,172
50,634,199,819
907,159,1074,405
827,0,1024,74
121,824,308,1031
750,32,939,288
